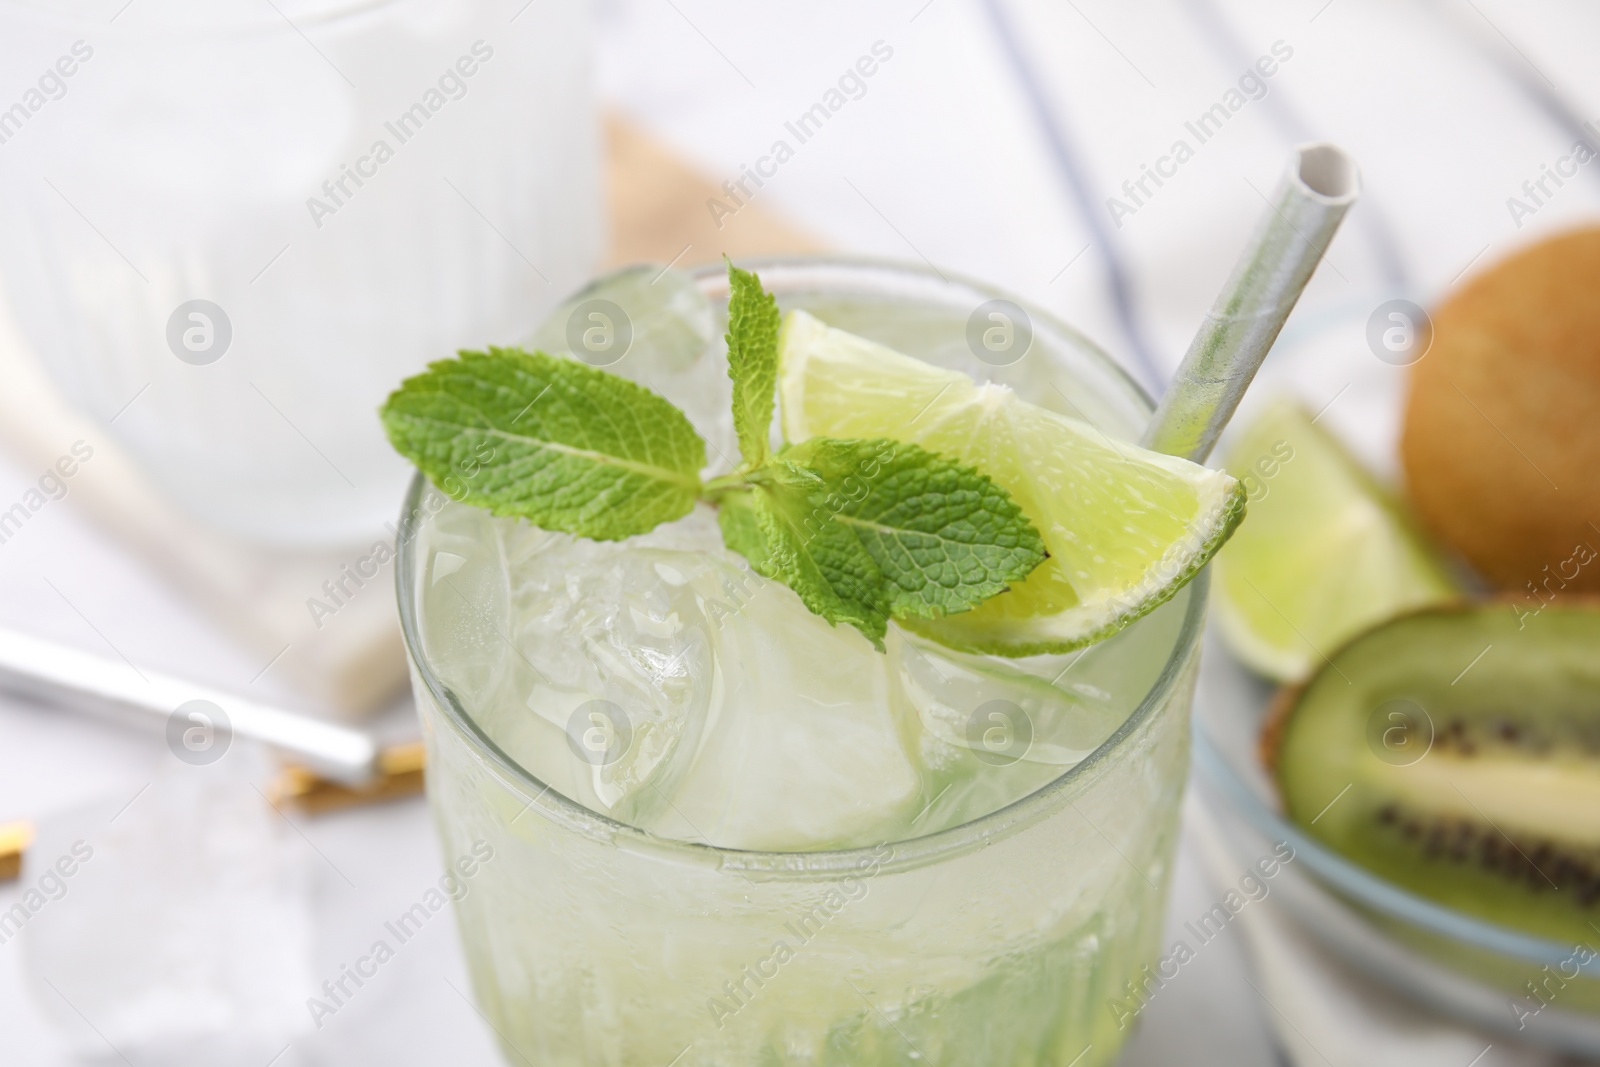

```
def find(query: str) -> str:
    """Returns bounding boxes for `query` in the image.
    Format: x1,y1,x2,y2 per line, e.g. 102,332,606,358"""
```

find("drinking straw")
1141,144,1361,462
0,627,378,782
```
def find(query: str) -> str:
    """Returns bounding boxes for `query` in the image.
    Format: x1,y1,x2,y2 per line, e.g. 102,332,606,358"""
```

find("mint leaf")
715,489,771,571
381,347,705,540
718,483,891,647
785,438,1048,617
724,259,780,469
717,437,1047,649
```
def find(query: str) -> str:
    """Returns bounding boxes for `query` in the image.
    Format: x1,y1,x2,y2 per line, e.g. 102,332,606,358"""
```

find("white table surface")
5,0,1600,1063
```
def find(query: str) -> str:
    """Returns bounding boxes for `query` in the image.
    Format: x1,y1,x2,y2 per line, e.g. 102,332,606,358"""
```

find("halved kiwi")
1266,601,1600,945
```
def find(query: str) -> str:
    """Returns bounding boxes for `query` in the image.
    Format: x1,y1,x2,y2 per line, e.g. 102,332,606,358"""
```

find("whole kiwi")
1400,227,1600,595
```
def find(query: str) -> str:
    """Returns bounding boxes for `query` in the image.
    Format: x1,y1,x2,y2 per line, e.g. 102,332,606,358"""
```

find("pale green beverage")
397,259,1204,1065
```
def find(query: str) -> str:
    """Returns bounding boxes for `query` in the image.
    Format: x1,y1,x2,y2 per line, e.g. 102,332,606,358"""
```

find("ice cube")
466,517,930,851
22,747,314,1067
892,635,1119,768
886,632,1120,836
637,580,924,852
502,525,724,825
418,498,514,708
886,596,1192,836
423,502,736,824
524,263,714,376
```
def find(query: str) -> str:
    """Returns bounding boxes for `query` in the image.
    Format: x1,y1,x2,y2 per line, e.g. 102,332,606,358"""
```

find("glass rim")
395,253,1210,877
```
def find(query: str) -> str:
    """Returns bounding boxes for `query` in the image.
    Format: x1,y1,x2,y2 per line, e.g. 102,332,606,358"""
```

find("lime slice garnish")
1214,398,1459,681
777,310,1245,656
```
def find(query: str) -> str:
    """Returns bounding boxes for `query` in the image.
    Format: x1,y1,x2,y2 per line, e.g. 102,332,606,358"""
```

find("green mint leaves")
380,264,1047,649
715,438,1046,649
724,258,780,469
380,347,705,540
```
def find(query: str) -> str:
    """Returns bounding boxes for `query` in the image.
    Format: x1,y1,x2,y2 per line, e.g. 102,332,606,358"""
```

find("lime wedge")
1214,398,1459,681
777,310,1245,656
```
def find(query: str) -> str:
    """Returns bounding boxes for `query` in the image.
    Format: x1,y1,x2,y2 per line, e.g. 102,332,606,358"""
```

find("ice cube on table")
21,748,314,1067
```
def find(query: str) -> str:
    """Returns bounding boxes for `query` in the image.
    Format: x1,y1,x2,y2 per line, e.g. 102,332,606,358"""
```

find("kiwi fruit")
1266,601,1600,944
1400,228,1600,595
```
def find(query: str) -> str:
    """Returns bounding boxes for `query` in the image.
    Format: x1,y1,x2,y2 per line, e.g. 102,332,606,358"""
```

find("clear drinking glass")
397,259,1207,1065
0,0,600,545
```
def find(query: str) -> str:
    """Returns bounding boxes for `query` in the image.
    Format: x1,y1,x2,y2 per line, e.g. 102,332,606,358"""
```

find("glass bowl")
1192,628,1600,1055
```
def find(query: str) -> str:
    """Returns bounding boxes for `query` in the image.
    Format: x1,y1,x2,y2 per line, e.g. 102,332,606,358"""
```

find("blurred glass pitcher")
0,0,601,546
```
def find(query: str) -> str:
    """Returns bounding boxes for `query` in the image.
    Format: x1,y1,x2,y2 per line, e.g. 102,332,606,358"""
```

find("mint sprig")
380,264,1047,649
715,437,1046,648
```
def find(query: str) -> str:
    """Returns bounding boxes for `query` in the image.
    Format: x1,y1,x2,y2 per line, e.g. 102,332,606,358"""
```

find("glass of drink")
0,0,599,545
397,258,1207,1065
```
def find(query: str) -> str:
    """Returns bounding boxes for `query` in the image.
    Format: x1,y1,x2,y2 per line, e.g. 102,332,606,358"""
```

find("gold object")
0,820,34,882
270,742,426,815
